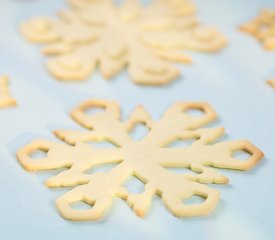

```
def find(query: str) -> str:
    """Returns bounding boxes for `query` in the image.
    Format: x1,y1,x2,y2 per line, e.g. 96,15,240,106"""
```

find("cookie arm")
70,99,132,145
157,140,263,171
162,181,220,217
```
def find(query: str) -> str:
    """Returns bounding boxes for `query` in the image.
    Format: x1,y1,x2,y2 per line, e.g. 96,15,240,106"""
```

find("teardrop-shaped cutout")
30,149,48,159
129,124,149,141
124,175,145,194
232,150,251,161
84,106,105,116
183,195,205,205
185,108,205,117
70,200,93,210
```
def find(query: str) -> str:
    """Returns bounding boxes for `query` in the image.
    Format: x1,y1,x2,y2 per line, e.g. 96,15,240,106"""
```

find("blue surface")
0,0,275,239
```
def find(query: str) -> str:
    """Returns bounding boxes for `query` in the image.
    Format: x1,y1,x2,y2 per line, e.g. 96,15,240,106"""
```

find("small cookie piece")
240,9,275,50
20,0,227,85
17,99,263,221
267,79,275,88
0,76,16,108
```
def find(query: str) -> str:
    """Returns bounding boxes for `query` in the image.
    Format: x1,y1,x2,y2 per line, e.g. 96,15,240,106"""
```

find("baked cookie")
20,0,227,85
17,99,263,221
240,9,275,50
0,76,16,108
267,79,275,88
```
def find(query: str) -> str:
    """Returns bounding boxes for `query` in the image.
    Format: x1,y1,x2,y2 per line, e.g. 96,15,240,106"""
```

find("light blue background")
0,0,275,239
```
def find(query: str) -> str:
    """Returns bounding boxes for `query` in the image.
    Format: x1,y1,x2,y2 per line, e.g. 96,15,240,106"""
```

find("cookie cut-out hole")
30,149,48,159
124,175,145,194
185,108,205,117
70,200,93,210
129,124,149,141
166,138,198,148
84,107,105,116
84,162,120,175
87,141,117,148
183,195,205,205
232,150,252,161
165,167,195,175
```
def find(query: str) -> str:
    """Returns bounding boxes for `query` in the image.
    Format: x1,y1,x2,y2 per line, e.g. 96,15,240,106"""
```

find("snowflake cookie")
17,99,263,221
20,0,227,85
240,9,275,50
0,76,16,108
267,79,275,88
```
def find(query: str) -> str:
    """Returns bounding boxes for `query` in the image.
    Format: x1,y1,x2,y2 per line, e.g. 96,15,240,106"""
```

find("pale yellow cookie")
20,0,227,85
267,79,275,88
0,76,16,108
240,9,275,50
17,99,263,221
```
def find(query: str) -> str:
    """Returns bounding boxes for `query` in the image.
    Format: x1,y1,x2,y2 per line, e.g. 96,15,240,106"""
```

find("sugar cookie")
267,79,275,88
0,76,16,108
240,9,275,50
20,0,227,85
17,99,263,221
